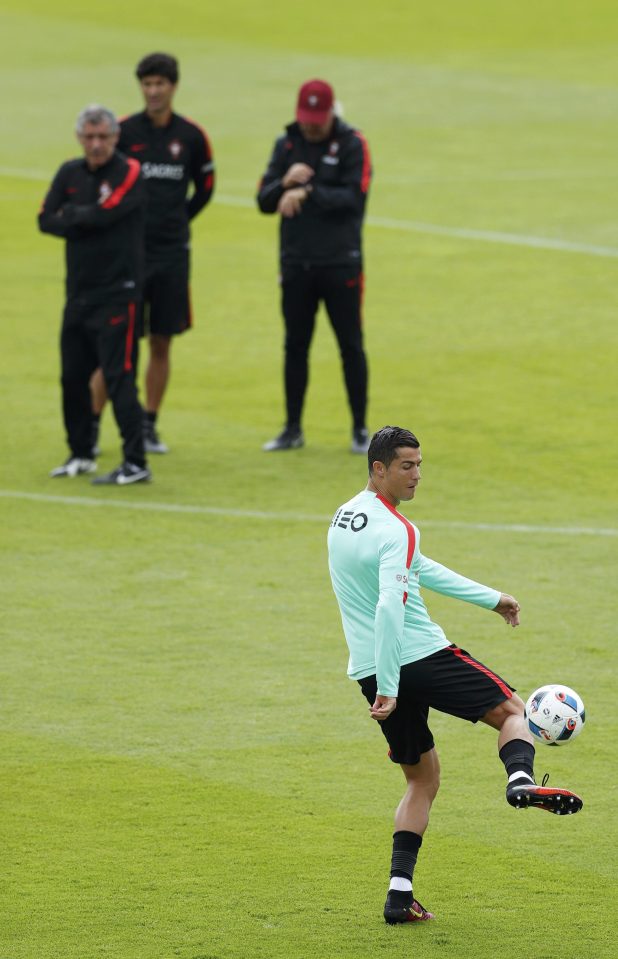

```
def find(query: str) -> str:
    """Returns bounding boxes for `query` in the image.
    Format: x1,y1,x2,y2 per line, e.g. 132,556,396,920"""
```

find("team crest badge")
98,181,112,204
168,139,183,158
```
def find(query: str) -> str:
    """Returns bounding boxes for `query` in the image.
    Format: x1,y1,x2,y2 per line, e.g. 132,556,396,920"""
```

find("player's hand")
493,593,520,627
278,187,309,218
370,695,397,721
282,163,314,188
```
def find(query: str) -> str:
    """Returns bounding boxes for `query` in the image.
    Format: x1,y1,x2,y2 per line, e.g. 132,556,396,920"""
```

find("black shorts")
358,644,515,766
141,251,191,337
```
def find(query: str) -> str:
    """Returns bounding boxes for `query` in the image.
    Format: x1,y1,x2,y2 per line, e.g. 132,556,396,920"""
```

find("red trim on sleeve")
450,646,513,698
124,302,136,372
354,131,372,194
101,159,141,210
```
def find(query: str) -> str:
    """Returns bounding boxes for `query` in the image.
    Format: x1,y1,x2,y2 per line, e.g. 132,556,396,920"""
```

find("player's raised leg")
481,696,583,815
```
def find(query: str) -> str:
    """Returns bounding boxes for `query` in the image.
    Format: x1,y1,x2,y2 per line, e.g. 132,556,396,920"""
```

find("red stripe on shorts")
450,646,513,698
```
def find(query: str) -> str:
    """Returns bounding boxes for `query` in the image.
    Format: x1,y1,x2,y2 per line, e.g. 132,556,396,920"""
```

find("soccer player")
91,52,215,454
257,78,372,455
39,105,150,486
327,426,583,924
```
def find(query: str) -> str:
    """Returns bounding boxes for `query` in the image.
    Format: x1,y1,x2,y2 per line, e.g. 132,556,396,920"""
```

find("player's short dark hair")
135,53,179,84
368,426,420,472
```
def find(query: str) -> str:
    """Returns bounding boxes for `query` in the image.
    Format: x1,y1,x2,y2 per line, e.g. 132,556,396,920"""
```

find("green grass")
1,2,617,957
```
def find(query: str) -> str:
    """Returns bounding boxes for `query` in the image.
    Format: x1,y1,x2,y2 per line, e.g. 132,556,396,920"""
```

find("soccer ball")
524,684,585,745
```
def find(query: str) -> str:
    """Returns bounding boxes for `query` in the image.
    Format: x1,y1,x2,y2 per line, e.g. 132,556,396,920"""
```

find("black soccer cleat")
383,889,435,925
506,775,583,815
91,462,151,486
262,426,304,452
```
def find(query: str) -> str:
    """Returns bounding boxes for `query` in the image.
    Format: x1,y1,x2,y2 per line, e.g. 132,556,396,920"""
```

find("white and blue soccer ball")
524,684,585,746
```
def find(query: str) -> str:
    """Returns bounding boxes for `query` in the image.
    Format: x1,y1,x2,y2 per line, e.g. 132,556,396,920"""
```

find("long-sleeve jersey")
38,152,145,305
256,118,372,267
327,490,501,697
118,111,215,261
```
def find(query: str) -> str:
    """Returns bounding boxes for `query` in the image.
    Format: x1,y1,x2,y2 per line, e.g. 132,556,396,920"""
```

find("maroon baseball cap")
296,79,334,124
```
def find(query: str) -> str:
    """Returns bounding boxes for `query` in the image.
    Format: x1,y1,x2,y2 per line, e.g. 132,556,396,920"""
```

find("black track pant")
60,300,145,466
280,264,368,429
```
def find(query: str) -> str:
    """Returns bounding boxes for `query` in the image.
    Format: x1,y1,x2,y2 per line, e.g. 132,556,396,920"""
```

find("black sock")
145,411,157,424
390,830,422,881
499,739,535,783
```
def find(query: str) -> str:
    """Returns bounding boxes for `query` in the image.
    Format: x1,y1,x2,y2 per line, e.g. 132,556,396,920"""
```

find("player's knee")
418,772,440,803
149,334,171,359
483,694,525,729
404,764,440,800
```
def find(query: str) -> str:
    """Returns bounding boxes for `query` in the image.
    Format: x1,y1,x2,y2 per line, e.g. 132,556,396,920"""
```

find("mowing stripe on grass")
4,167,618,260
1,490,616,537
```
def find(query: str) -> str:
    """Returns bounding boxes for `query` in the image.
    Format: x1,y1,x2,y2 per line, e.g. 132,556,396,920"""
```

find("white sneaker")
50,457,97,478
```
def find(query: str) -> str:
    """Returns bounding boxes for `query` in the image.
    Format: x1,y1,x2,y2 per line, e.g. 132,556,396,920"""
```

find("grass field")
1,2,617,957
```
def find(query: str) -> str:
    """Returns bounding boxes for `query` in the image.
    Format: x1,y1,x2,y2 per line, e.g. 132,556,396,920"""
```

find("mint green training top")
327,490,501,697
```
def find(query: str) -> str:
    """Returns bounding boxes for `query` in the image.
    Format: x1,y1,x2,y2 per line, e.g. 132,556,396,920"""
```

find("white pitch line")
4,167,618,260
1,490,615,537
367,215,618,259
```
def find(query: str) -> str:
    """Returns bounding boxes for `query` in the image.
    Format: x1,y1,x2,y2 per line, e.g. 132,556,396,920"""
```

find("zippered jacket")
257,118,372,267
38,152,145,305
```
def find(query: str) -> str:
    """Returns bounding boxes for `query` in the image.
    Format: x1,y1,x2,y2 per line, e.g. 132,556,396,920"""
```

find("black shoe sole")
507,786,583,815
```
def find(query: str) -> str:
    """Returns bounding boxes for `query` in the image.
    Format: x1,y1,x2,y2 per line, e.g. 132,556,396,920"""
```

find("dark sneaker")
384,890,435,925
506,774,583,815
262,426,304,452
50,457,97,478
91,462,151,486
351,427,370,454
143,420,169,454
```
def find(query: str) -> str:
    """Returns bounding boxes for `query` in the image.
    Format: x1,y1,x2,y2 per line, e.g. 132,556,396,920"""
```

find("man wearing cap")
257,79,372,454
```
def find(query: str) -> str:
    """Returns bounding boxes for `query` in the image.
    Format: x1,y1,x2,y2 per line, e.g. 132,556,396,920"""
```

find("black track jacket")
118,112,215,261
38,151,145,305
256,118,372,268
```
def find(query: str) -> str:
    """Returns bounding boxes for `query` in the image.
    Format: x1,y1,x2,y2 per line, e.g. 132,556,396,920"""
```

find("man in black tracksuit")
91,52,214,456
39,104,150,486
257,78,372,454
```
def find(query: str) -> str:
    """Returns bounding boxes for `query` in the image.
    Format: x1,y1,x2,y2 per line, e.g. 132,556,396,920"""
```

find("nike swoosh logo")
117,471,147,485
109,315,125,325
129,144,148,152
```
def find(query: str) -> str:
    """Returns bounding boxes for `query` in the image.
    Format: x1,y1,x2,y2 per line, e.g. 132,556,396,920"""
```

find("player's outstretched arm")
493,593,521,627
